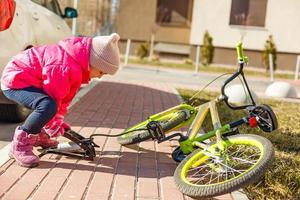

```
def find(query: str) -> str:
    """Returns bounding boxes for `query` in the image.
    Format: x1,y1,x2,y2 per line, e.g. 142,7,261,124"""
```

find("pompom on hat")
89,33,120,75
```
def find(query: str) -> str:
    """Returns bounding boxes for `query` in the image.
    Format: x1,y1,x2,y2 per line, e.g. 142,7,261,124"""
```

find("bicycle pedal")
171,146,187,162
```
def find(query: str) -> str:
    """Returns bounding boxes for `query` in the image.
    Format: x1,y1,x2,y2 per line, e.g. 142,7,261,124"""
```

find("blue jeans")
3,87,57,134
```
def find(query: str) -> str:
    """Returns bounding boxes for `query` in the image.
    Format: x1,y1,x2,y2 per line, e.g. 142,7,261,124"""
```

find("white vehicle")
0,0,77,122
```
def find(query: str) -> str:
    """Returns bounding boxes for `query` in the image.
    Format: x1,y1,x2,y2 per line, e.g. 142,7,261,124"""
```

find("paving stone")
0,80,237,200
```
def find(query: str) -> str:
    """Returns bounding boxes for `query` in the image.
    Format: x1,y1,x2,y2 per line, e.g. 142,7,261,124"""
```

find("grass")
125,58,295,80
177,89,300,200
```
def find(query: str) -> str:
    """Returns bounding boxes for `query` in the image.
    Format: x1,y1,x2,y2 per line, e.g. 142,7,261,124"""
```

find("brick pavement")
0,80,237,200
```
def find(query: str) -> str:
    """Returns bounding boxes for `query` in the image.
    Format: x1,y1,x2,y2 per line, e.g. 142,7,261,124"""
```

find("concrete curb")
0,143,10,167
172,87,185,103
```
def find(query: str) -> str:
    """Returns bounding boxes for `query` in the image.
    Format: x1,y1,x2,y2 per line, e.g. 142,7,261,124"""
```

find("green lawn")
125,58,294,80
178,89,300,200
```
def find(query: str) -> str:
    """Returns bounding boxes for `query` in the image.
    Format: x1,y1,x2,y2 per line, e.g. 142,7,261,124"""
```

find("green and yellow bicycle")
117,42,278,198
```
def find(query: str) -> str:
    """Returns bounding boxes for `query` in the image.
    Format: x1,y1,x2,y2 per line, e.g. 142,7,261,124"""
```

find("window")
32,0,63,16
230,0,267,27
156,0,193,26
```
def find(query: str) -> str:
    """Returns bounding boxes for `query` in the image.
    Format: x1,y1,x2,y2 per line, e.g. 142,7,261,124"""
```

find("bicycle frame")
115,42,278,198
120,42,262,158
121,96,250,155
179,98,238,155
123,103,198,134
177,42,257,154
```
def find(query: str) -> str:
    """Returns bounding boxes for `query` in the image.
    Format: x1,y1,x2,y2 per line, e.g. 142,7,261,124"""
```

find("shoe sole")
8,152,39,168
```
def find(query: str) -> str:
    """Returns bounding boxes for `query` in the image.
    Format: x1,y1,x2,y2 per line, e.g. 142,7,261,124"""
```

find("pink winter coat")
1,37,92,116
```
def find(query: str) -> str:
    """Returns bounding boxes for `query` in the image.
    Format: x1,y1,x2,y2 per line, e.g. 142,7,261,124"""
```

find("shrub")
200,31,214,66
152,54,160,62
136,43,149,60
183,58,193,65
262,35,277,71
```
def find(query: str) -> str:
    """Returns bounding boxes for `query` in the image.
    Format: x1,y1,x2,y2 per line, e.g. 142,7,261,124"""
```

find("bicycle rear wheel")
174,134,274,198
117,110,187,145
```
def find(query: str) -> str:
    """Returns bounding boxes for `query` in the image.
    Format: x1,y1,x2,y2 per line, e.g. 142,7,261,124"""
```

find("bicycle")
116,42,278,198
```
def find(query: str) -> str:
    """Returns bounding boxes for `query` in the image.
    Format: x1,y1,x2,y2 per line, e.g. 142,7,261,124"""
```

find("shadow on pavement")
37,149,175,178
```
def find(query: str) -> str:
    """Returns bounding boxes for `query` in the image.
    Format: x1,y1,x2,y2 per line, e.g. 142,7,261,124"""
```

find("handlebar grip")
236,42,244,61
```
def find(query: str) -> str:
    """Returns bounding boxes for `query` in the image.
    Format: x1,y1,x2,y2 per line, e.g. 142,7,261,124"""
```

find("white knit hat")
89,33,120,75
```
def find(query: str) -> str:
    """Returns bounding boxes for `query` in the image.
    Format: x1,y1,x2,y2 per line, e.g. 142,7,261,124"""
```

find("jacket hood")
58,37,92,83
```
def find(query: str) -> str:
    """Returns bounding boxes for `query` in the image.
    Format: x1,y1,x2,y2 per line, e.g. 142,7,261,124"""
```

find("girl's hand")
44,115,70,137
55,114,71,130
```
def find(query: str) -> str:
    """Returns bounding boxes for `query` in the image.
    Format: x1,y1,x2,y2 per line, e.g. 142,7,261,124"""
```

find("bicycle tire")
117,111,187,145
174,134,274,198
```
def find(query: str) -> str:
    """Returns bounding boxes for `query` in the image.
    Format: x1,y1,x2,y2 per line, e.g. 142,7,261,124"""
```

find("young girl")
1,33,120,168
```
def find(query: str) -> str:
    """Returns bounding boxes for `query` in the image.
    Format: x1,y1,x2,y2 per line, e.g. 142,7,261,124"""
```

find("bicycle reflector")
248,117,257,128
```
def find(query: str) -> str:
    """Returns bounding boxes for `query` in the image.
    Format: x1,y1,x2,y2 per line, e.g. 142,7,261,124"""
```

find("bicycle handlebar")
236,42,244,61
220,42,256,110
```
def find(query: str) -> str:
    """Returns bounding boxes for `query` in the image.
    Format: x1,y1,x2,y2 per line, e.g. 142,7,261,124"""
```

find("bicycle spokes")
185,144,261,185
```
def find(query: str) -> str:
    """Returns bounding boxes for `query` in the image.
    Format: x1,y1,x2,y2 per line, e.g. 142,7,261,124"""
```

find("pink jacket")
1,37,92,116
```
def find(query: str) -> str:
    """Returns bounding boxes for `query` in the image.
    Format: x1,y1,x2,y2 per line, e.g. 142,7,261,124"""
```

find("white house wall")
190,0,300,53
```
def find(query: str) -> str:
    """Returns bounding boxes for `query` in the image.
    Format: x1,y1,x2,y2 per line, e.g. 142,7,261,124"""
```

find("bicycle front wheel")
174,134,274,198
117,110,187,145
